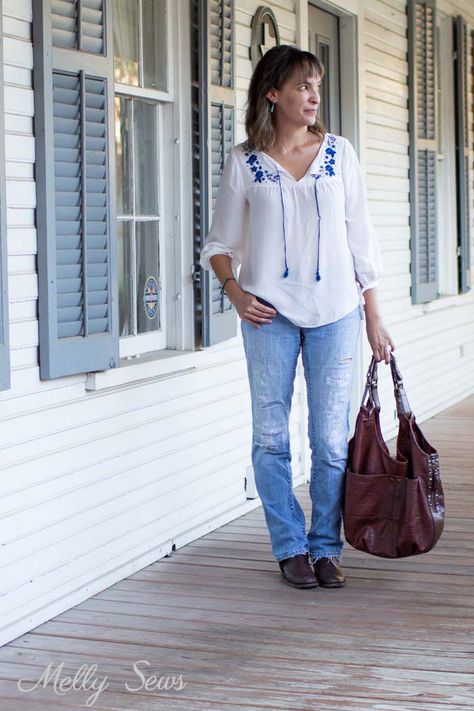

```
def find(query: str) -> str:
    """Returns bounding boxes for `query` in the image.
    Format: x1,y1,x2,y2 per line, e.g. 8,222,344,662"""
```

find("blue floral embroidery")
242,134,338,182
242,144,280,183
317,133,337,177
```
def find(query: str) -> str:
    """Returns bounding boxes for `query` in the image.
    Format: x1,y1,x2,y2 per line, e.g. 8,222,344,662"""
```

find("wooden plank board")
0,395,473,709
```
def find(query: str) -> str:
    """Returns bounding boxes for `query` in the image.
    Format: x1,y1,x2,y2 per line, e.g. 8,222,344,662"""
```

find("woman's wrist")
362,286,381,322
225,280,243,302
364,308,381,323
221,276,236,293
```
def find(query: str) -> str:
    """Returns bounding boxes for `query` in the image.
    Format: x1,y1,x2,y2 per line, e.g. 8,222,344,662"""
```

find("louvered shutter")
454,16,471,294
192,0,237,347
407,0,439,303
51,0,105,53
32,0,118,379
0,6,10,390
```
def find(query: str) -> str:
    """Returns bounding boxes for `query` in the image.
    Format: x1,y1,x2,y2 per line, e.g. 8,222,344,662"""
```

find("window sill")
422,290,474,313
85,335,243,391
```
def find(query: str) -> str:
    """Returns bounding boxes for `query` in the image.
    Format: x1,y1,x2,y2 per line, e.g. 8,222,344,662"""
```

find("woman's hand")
365,314,395,364
226,283,277,327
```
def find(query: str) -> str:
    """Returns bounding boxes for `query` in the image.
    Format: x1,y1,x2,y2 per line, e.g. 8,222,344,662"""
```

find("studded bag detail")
342,353,445,558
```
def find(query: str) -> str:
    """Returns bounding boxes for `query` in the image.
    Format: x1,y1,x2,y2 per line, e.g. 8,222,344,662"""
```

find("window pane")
134,100,159,215
114,0,139,86
114,96,133,215
136,221,161,333
143,0,168,90
118,221,134,336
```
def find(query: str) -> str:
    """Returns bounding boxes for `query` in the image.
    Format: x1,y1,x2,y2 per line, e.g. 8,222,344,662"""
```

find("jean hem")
309,552,343,565
275,548,309,563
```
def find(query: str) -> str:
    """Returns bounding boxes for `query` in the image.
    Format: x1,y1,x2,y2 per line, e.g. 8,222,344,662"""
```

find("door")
308,4,341,134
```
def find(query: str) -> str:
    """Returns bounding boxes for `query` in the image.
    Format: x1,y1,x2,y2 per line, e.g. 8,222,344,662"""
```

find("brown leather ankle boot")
313,556,345,588
278,553,319,589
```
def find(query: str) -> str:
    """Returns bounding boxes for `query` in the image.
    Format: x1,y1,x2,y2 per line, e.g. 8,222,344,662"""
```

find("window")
408,0,471,304
407,0,439,304
114,0,167,91
113,0,171,358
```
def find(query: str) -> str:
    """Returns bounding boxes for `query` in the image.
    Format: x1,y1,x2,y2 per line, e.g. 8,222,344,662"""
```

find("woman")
200,45,395,590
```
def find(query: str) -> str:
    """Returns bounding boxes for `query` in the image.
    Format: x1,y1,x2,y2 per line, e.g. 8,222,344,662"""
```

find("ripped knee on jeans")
253,427,289,454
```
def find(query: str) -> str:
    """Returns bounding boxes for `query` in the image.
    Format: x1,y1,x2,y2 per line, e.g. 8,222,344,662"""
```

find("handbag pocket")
344,470,395,520
343,469,436,558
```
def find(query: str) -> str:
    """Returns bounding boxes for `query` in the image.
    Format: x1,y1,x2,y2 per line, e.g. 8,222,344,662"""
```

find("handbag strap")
361,357,380,412
361,353,412,417
389,353,412,417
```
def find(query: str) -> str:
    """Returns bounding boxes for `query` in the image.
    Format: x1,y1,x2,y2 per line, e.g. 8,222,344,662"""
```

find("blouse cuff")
200,242,241,274
360,280,378,295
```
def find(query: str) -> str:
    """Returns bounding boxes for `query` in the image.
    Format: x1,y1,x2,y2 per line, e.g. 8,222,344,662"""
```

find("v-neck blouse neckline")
258,132,328,184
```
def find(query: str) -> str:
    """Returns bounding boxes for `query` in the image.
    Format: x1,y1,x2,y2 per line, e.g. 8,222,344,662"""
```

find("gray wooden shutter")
407,0,439,303
192,0,237,347
0,4,10,390
454,15,471,294
32,0,118,379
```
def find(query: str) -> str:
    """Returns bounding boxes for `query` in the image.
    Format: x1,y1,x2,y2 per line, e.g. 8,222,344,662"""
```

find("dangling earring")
270,101,275,113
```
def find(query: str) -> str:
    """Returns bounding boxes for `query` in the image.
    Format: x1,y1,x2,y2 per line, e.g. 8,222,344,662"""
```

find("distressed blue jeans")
241,301,362,564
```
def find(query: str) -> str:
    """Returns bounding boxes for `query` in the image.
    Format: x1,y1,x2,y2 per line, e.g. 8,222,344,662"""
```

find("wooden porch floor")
1,397,473,710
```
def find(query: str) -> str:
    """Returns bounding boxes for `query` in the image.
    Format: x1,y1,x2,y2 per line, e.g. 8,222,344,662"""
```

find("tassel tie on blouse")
277,170,322,281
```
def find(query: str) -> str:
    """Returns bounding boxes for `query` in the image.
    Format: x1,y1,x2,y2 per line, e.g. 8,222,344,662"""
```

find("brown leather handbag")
342,353,445,558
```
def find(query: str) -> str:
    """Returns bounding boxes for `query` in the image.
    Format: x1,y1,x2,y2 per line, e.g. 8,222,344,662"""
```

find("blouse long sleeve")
341,137,383,295
199,147,248,275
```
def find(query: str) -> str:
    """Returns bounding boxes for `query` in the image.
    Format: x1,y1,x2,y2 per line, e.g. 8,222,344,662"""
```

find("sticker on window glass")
143,276,159,319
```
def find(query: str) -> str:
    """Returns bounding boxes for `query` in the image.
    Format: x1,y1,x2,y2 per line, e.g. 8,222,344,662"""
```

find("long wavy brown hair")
244,45,326,152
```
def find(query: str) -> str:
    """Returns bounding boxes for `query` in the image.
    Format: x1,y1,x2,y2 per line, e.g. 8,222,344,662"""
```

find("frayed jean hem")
275,547,309,563
309,553,343,565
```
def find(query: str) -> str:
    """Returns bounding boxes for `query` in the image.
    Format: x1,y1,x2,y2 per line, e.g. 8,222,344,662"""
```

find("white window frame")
86,0,228,390
114,0,178,359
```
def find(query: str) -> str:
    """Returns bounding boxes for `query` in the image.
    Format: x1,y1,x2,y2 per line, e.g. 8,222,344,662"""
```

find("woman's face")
267,69,321,128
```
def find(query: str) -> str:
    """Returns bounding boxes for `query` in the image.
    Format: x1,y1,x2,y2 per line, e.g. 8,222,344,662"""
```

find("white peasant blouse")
199,132,383,328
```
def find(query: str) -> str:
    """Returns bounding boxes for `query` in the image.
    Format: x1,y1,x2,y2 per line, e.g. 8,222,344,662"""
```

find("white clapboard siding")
0,0,307,647
0,474,247,615
2,0,37,402
0,364,304,512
